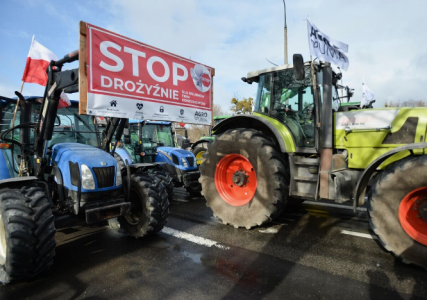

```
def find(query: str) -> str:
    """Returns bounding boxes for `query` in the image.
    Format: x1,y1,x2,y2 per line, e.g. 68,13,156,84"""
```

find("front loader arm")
34,51,79,176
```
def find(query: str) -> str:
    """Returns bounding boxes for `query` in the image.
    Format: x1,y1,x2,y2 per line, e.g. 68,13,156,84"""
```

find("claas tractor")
114,120,201,199
0,52,168,284
199,54,427,269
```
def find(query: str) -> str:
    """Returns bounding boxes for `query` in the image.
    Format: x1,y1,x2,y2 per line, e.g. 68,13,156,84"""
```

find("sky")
1,0,427,112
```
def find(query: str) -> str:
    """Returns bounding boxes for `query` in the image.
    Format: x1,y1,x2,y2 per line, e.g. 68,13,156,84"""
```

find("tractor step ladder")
289,154,319,200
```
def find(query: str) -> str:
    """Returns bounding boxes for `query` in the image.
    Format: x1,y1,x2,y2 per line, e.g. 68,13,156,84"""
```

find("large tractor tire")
0,186,56,284
199,128,289,229
150,167,174,202
368,155,427,269
118,173,169,237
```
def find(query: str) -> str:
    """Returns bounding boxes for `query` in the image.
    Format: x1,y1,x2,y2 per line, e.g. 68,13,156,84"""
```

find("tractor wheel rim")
215,154,257,206
196,151,204,165
0,214,6,265
398,186,427,246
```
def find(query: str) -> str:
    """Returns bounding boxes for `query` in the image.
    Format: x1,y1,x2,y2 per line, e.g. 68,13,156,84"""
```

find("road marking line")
341,230,378,240
162,227,230,250
304,201,367,212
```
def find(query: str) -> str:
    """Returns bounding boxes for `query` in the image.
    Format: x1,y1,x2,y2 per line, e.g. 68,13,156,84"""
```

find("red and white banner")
85,23,213,125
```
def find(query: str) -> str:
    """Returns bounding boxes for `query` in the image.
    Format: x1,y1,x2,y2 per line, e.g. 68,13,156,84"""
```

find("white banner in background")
307,18,349,71
336,110,400,130
87,94,212,124
361,81,376,107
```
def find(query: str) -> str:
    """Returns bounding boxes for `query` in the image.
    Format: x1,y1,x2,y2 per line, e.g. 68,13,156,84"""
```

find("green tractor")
199,54,427,268
192,115,231,165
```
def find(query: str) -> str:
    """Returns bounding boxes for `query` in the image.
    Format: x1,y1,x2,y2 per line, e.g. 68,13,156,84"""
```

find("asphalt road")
0,188,426,300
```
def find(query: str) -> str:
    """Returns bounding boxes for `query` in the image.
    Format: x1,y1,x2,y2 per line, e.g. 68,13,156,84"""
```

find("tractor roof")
246,61,313,82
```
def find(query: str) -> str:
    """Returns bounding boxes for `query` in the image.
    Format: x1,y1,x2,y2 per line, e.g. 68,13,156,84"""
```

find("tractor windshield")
50,105,100,147
141,124,174,148
254,66,315,147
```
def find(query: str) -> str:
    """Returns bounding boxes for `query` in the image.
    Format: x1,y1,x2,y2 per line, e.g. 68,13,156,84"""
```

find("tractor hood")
51,143,117,168
50,143,119,193
156,147,197,170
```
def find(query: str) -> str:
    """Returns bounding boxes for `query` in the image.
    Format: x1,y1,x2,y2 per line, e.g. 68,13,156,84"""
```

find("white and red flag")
22,36,58,86
21,36,70,108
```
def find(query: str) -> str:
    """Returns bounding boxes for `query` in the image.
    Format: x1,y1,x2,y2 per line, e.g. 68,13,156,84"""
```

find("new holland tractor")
199,54,427,269
115,120,201,198
0,52,168,284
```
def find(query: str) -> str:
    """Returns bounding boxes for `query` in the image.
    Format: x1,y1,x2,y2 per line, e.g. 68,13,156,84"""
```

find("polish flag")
58,91,71,109
22,36,71,108
22,36,58,86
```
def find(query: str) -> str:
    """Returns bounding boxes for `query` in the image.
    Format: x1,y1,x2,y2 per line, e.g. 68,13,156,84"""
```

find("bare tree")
385,99,427,107
186,124,209,143
213,104,227,117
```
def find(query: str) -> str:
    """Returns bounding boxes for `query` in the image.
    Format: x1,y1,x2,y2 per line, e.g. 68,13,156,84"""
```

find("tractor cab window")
253,67,315,147
50,105,99,148
0,102,20,136
142,124,174,148
272,67,315,147
122,123,141,162
254,73,272,114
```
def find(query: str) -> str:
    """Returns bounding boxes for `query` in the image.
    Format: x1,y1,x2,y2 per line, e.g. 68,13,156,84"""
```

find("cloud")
3,0,426,111
100,0,427,110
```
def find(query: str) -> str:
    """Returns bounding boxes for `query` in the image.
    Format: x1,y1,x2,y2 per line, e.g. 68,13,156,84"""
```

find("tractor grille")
186,157,194,167
92,166,115,188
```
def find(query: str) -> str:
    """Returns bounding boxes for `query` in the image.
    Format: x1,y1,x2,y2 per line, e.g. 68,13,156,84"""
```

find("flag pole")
10,35,33,176
11,35,34,131
310,55,318,111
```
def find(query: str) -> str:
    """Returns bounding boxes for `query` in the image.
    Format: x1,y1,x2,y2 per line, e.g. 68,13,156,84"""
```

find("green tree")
230,97,254,114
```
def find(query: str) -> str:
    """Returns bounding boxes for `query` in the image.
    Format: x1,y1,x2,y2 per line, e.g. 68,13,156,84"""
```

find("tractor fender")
192,138,214,150
115,148,133,165
0,176,39,189
353,142,427,211
212,115,293,153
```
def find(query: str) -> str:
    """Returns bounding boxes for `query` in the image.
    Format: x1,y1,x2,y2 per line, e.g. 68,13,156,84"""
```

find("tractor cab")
251,64,316,148
0,97,101,176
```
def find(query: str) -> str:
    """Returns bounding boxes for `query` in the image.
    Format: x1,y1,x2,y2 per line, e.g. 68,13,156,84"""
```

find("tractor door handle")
344,125,392,134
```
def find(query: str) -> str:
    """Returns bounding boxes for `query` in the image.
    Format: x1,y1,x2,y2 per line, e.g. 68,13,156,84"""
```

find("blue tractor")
115,120,202,198
0,52,168,284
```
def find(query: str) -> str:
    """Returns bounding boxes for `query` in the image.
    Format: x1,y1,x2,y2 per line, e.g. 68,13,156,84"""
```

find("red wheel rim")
214,154,257,206
398,187,427,246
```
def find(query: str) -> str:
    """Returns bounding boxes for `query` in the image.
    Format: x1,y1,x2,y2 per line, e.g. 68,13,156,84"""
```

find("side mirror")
293,54,305,81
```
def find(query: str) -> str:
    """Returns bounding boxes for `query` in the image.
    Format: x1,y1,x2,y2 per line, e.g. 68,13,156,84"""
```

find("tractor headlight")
81,164,95,190
181,157,188,168
116,166,122,186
